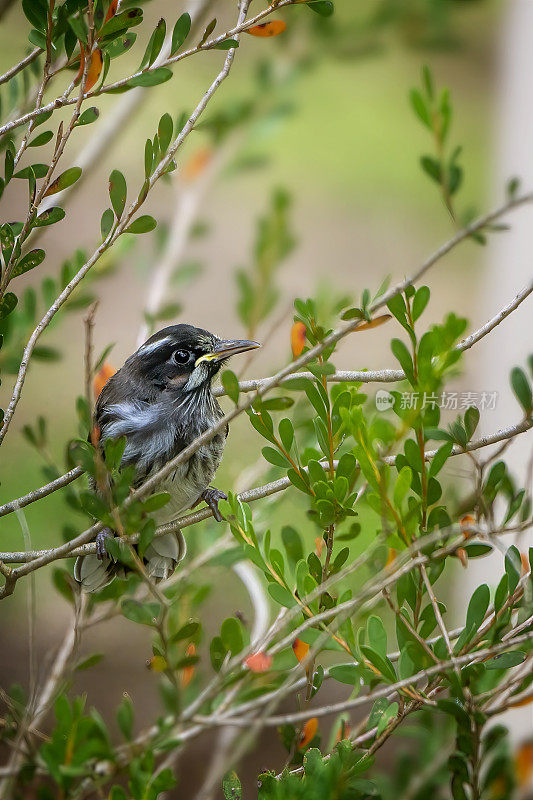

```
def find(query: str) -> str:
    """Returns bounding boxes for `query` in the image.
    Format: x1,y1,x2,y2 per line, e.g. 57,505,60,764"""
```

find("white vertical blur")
470,0,533,746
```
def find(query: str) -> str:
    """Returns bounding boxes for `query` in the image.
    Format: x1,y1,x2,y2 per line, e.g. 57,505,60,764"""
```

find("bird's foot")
201,486,228,522
95,528,114,560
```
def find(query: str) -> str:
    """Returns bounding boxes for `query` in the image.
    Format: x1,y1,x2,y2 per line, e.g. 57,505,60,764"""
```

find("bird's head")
127,324,260,393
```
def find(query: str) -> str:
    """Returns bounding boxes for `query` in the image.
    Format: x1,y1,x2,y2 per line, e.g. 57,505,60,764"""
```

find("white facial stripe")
139,336,173,355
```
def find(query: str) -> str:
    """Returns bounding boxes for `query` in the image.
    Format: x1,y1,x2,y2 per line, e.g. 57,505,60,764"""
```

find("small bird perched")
74,324,259,591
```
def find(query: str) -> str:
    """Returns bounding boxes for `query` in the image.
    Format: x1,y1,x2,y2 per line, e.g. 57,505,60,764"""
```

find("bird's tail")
74,530,186,592
144,529,187,581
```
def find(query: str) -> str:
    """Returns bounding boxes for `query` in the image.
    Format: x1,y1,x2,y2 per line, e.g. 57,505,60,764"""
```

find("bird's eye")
172,349,190,365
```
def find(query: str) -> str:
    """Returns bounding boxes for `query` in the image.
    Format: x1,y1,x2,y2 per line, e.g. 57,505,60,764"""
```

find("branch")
0,47,41,87
0,0,297,138
0,6,247,447
193,630,533,728
1,416,530,565
1,268,531,514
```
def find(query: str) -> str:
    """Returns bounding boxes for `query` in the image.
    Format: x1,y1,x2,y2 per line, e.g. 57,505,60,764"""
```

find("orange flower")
335,720,351,743
456,547,468,568
181,643,196,688
246,21,286,37
291,322,306,358
245,652,273,673
182,148,212,182
94,362,116,400
292,638,310,663
516,741,533,787
298,717,318,749
75,47,103,92
460,514,476,539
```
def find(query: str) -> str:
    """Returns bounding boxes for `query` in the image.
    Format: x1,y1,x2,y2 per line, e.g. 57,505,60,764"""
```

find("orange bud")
290,322,306,358
456,547,468,568
315,536,324,559
521,552,531,576
75,46,103,93
245,651,273,673
510,693,533,710
460,514,476,539
246,20,287,37
385,548,397,572
292,638,310,663
335,720,350,744
516,741,533,787
104,0,118,23
90,424,101,447
181,643,196,688
298,717,318,749
94,362,116,400
182,148,212,181
353,314,391,331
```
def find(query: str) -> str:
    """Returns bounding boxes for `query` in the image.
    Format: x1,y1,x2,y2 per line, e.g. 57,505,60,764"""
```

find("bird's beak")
195,339,260,367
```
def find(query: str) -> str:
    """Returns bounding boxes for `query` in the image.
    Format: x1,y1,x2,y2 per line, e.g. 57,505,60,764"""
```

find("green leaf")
28,130,53,148
100,8,143,38
76,106,99,126
116,696,134,740
360,645,396,683
465,584,490,632
278,418,294,452
171,13,192,55
366,615,387,658
223,771,242,800
221,370,240,403
128,67,172,88
1,291,18,319
410,89,431,128
213,39,239,50
391,338,414,382
101,208,114,239
75,653,104,671
485,651,526,670
429,442,453,478
12,248,45,278
169,621,200,644
268,583,296,607
158,113,173,154
122,599,160,626
505,545,521,595
511,366,532,413
34,207,65,228
412,285,430,320
306,0,334,16
262,446,288,468
105,32,137,59
109,169,127,218
44,166,82,196
329,663,359,685
220,617,244,655
126,215,157,234
464,406,480,440
281,526,303,568
393,465,412,507
142,492,170,512
376,701,398,736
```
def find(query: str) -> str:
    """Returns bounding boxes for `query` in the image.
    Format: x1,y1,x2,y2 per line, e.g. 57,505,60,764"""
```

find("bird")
74,324,260,592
